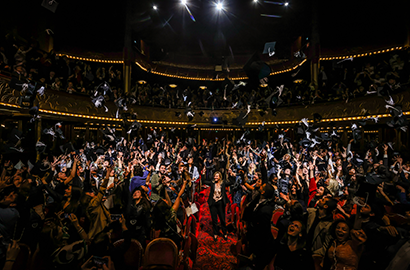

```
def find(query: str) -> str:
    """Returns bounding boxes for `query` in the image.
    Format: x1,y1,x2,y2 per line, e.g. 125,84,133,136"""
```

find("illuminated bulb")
284,2,289,6
181,0,187,4
216,2,223,10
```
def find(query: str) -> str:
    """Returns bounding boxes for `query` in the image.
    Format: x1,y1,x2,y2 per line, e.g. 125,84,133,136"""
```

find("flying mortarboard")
243,53,272,85
263,42,276,57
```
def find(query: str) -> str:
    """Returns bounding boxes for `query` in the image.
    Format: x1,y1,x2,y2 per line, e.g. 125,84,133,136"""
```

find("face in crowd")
287,220,303,238
159,164,166,175
335,221,350,242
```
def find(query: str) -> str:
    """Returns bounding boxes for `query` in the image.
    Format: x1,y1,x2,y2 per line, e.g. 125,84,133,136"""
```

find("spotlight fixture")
153,5,157,10
216,2,223,10
284,2,289,6
253,0,258,2
181,0,187,5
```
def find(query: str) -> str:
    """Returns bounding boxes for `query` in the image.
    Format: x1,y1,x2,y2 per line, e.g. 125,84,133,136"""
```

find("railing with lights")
320,46,404,61
1,101,408,127
56,45,406,81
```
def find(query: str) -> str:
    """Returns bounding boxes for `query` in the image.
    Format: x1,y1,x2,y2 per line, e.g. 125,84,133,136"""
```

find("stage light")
153,5,157,10
284,2,289,6
216,2,223,10
181,0,187,5
213,117,218,123
253,0,258,2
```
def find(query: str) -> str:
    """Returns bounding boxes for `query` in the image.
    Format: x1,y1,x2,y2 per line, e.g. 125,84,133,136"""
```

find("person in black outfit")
242,183,276,270
203,171,234,242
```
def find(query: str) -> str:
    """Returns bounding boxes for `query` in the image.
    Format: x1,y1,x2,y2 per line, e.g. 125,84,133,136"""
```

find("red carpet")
193,188,238,270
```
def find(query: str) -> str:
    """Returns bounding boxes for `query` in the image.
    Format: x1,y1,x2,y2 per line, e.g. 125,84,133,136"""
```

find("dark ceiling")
1,0,408,67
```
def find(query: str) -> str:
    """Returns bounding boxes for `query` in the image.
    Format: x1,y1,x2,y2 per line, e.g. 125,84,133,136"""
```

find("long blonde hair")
213,171,223,184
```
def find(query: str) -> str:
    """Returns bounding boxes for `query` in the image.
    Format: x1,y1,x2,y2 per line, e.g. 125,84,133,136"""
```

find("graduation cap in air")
29,106,40,123
91,95,108,112
243,52,271,86
94,81,112,97
296,125,305,135
263,42,276,57
43,128,56,139
222,77,234,96
350,154,364,168
320,132,332,141
36,141,47,154
387,115,408,132
351,124,361,143
41,0,59,13
127,121,142,134
54,123,65,139
7,128,23,146
114,97,128,118
258,121,266,132
232,111,249,127
146,134,154,144
37,86,45,97
270,95,283,110
185,108,195,121
358,118,368,126
299,137,312,148
386,101,403,118
101,127,116,142
330,130,340,138
60,142,75,154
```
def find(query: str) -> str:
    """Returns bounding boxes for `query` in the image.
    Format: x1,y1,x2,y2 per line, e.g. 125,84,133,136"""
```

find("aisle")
193,188,238,270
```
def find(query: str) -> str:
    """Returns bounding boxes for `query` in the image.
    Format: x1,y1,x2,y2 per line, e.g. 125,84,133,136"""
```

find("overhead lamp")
284,2,289,6
153,5,157,10
216,2,223,10
181,0,187,5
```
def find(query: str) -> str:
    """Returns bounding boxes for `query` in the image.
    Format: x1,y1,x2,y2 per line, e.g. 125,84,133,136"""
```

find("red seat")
113,239,143,270
143,238,179,270
271,209,284,226
12,243,31,270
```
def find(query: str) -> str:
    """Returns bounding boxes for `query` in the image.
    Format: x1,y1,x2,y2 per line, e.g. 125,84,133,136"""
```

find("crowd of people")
0,122,410,269
1,35,409,110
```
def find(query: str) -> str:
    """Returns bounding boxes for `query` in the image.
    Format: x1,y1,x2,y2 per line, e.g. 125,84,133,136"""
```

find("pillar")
85,125,90,142
359,128,365,152
35,119,42,161
18,120,23,132
396,130,402,151
341,129,348,146
378,128,383,144
310,0,320,90
123,0,134,96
